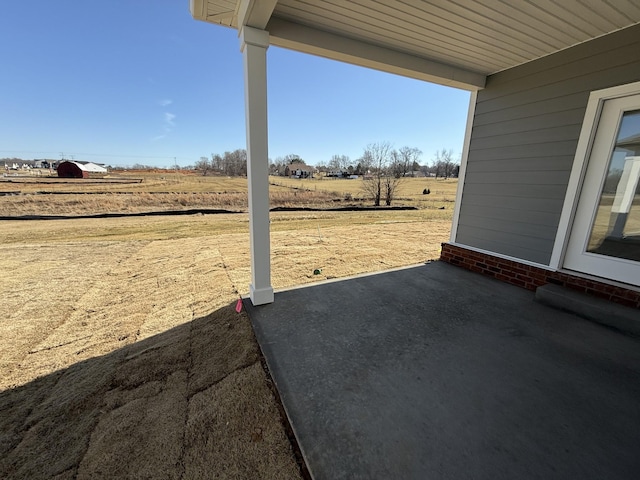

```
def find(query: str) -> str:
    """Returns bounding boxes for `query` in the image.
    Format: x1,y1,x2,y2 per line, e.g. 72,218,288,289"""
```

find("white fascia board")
266,17,486,91
450,90,477,242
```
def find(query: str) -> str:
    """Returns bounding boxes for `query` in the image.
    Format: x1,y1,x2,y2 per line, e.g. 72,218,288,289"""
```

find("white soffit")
191,0,640,90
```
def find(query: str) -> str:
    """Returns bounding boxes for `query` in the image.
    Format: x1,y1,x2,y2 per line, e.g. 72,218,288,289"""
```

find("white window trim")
549,80,640,270
450,90,477,242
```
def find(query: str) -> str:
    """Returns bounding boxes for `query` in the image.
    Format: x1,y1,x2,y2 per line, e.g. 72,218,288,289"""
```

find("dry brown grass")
0,191,345,216
0,236,302,479
0,174,456,479
0,172,251,194
271,175,458,203
1,172,457,216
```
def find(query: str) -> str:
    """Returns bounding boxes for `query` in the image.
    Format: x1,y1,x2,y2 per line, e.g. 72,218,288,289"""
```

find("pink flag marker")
235,299,243,313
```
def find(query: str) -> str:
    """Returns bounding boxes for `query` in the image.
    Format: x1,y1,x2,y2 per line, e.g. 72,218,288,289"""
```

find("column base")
250,284,274,305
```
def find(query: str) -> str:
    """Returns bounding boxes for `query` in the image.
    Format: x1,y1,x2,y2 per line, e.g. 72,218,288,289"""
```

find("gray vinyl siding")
455,23,640,265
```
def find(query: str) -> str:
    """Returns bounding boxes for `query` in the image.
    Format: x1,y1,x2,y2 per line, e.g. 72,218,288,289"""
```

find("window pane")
586,110,640,261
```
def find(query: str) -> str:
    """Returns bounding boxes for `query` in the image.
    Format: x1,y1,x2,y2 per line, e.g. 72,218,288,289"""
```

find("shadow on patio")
245,261,640,480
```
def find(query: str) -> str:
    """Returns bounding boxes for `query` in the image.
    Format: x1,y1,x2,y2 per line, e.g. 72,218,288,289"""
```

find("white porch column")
240,26,274,305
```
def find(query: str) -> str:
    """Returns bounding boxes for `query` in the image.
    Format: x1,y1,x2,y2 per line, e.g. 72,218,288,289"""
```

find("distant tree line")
192,145,459,207
311,147,459,180
194,149,248,176
429,149,460,179
269,154,306,176
316,144,460,206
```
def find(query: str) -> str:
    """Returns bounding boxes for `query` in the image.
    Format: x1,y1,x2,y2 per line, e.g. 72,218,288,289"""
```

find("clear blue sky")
0,1,470,168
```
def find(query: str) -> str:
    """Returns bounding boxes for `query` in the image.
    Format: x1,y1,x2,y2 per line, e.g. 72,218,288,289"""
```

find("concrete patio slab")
245,261,640,480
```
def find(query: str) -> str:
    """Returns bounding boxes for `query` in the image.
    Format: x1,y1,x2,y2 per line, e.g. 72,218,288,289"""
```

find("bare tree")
383,175,402,206
432,148,458,179
283,154,304,164
355,149,374,175
195,156,212,176
391,146,422,178
269,156,287,175
219,149,247,176
400,146,422,177
390,150,402,178
328,154,352,172
360,142,392,206
211,153,223,172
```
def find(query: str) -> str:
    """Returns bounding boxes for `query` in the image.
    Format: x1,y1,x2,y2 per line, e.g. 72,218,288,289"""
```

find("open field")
0,174,456,479
0,171,458,216
270,175,458,205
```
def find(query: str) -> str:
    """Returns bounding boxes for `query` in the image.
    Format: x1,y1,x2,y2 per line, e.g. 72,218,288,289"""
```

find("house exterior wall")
455,23,640,266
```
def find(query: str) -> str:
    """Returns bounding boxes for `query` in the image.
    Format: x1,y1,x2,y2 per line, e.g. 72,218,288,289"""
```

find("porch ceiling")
191,0,640,90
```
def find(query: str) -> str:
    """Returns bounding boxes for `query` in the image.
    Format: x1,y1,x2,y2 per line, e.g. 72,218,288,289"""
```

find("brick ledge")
440,243,640,309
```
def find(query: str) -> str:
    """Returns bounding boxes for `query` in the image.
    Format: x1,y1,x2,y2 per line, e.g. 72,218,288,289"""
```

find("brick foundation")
440,243,640,309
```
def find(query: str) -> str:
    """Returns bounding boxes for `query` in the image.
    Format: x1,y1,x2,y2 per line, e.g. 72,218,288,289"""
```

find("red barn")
57,161,107,178
56,161,86,178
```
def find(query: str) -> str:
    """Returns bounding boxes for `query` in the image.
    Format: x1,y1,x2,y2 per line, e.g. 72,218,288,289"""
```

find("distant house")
285,162,315,178
32,159,57,169
57,161,107,178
